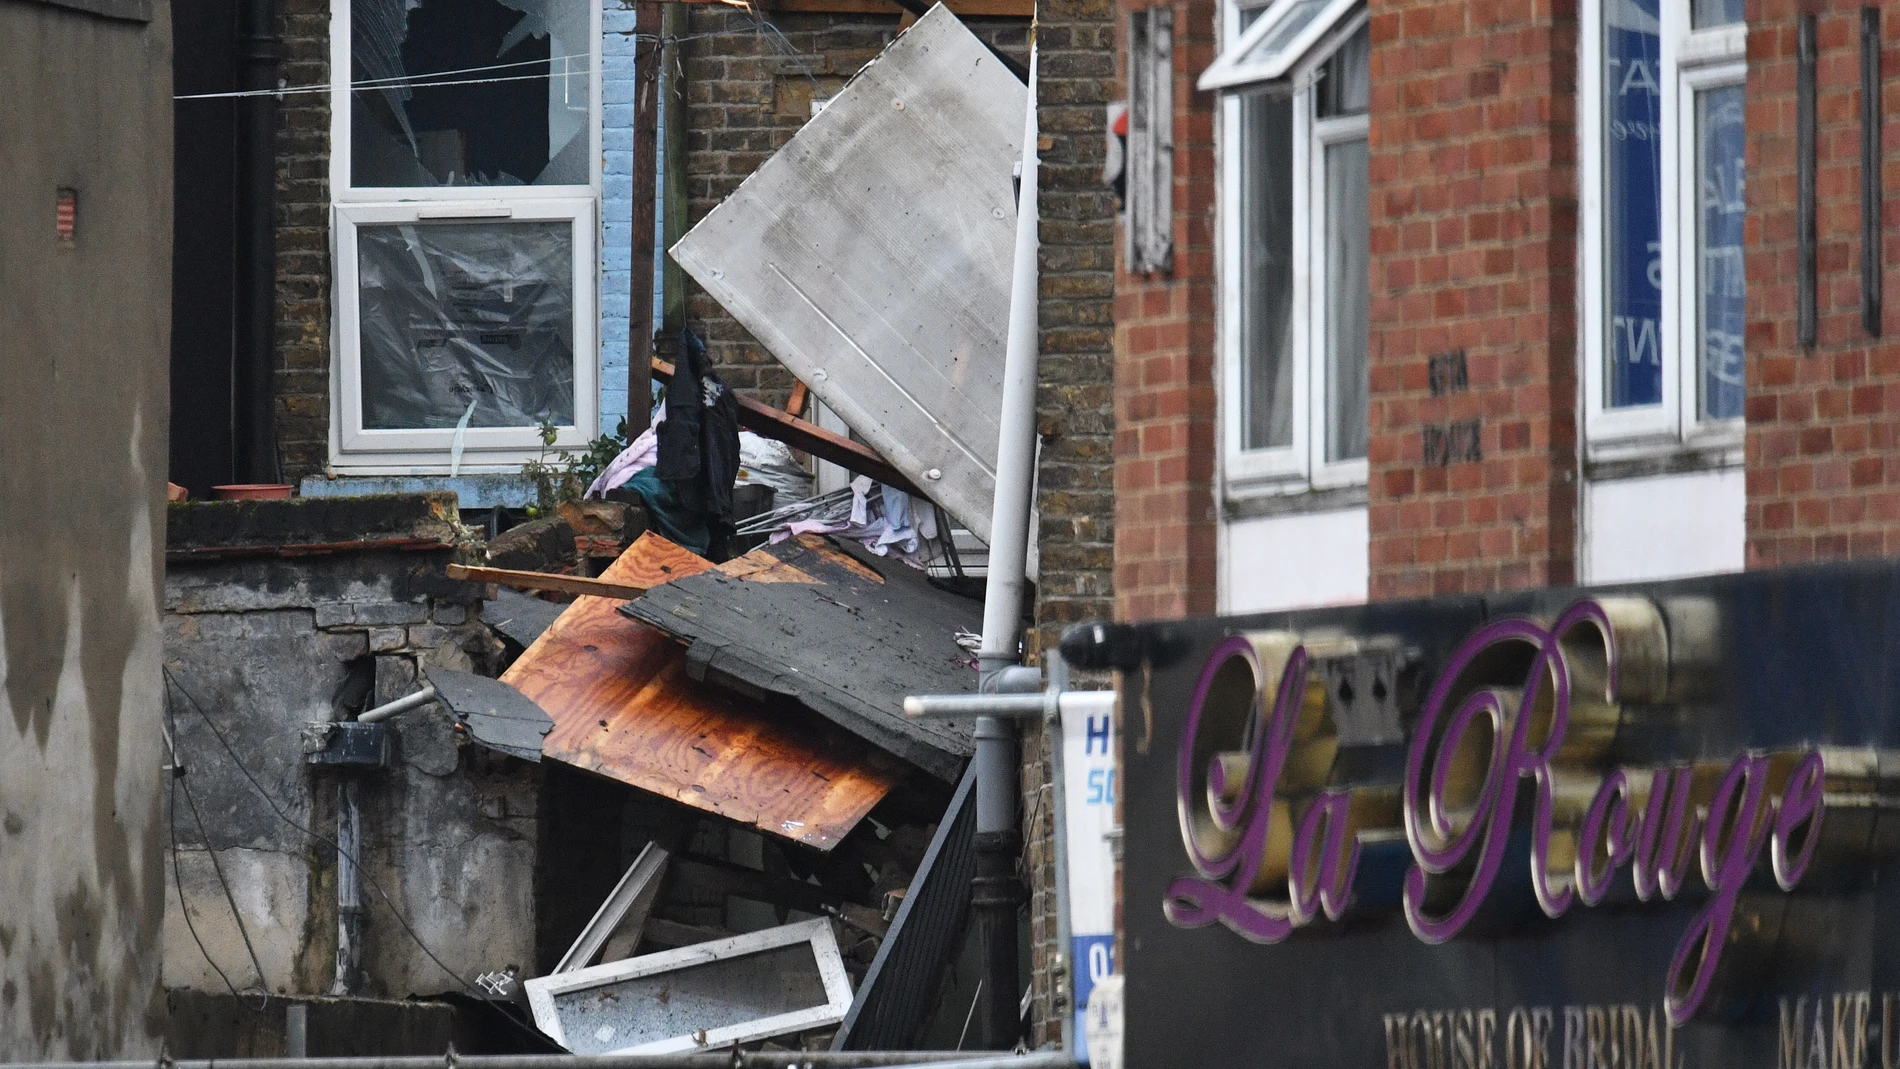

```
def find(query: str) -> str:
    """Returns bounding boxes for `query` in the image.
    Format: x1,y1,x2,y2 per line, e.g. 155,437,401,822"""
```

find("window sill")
1583,436,1743,483
1223,482,1369,520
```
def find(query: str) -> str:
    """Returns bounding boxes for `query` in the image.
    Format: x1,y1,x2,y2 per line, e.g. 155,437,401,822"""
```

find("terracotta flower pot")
211,483,294,501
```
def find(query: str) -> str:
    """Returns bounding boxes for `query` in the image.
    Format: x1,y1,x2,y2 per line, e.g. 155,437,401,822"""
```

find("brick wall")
1023,0,1118,1047
1364,0,1579,599
275,0,332,484
1024,0,1118,1047
1745,0,1900,564
679,7,1030,405
1112,0,1219,623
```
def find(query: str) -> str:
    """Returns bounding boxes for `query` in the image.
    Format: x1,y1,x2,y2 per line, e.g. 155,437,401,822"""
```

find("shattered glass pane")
550,943,831,1053
357,221,576,430
352,0,592,187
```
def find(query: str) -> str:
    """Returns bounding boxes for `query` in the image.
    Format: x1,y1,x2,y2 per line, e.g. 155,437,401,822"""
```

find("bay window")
330,0,601,472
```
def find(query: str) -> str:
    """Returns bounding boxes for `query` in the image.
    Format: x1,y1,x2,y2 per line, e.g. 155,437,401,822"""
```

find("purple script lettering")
1166,599,1828,1026
1164,637,1361,941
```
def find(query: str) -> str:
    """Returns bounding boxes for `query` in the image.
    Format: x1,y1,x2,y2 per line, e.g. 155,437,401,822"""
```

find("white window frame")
1217,0,1370,499
332,200,600,471
327,0,604,473
1579,0,1745,461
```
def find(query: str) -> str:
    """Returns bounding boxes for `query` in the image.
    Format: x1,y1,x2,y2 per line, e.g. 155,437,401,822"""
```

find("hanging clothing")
655,329,742,558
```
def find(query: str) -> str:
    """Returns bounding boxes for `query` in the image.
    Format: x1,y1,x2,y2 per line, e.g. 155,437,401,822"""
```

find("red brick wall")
1745,0,1900,564
1113,0,1219,623
1365,0,1580,599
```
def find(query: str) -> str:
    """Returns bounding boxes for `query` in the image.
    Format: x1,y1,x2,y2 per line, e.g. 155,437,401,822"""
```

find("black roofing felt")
618,537,980,781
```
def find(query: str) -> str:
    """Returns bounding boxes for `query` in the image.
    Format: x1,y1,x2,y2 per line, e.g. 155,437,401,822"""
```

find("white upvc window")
329,0,602,473
1580,0,1746,458
1210,0,1369,498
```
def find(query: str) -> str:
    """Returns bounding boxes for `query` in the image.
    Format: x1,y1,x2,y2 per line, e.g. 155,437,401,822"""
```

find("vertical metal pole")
332,780,363,996
1863,7,1883,338
973,45,1040,1051
1799,12,1818,349
1045,654,1075,1056
285,1003,308,1057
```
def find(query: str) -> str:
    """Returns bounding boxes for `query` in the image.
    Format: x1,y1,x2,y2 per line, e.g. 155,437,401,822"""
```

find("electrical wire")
162,667,474,993
163,667,562,1049
164,688,251,1009
173,30,754,101
176,763,274,1009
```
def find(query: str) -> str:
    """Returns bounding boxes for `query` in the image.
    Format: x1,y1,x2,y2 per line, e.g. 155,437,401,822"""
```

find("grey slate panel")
619,538,978,781
485,587,566,648
424,666,554,762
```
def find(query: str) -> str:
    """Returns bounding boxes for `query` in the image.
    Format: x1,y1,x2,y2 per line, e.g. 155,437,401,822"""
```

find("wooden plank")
625,0,662,438
668,8,1022,537
446,563,647,601
501,533,903,850
649,357,923,496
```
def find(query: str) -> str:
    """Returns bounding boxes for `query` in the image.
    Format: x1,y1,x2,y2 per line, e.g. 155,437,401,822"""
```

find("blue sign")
1699,84,1747,421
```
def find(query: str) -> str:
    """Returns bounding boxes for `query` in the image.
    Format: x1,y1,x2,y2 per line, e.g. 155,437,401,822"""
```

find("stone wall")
161,496,535,1004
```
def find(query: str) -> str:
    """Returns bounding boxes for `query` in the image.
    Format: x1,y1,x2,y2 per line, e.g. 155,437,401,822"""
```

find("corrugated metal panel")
831,763,979,1051
501,533,904,851
669,6,1025,539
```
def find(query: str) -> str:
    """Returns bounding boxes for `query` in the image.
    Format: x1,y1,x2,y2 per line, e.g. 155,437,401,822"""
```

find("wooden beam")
786,380,809,419
650,357,924,495
446,564,649,601
625,0,663,438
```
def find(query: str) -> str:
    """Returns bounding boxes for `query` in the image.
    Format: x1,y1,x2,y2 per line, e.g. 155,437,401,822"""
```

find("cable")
164,687,247,1008
160,667,557,1050
176,766,274,1007
162,668,471,991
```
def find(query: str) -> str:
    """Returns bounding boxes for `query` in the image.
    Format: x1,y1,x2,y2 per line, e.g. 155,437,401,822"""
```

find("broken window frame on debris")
327,0,602,473
523,917,855,1054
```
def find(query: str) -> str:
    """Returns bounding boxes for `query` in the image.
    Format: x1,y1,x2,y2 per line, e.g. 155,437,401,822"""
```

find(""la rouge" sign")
1164,597,1827,1026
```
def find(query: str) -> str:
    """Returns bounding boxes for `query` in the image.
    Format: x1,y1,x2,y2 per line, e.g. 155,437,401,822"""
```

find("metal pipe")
969,43,1040,1052
1043,653,1075,1055
358,685,437,724
235,0,282,483
0,1053,1077,1069
905,691,1113,721
908,693,1047,719
332,780,363,995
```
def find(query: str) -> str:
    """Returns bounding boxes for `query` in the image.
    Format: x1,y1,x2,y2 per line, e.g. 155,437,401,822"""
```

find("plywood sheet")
502,533,902,849
669,6,1026,539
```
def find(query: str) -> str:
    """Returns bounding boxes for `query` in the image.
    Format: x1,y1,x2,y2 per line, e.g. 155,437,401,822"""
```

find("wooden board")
502,533,903,850
669,7,1025,539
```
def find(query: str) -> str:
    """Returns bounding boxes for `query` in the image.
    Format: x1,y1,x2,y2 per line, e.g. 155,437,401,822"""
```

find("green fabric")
626,466,709,555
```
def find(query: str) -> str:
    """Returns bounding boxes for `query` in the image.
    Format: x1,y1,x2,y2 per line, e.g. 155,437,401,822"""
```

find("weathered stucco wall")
161,498,536,1006
0,0,174,1057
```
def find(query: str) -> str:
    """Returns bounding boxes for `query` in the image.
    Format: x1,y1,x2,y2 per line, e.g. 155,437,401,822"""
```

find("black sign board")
1122,562,1900,1069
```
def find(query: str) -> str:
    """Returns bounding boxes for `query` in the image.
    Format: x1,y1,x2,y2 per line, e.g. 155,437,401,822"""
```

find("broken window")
350,0,593,187
331,0,599,472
